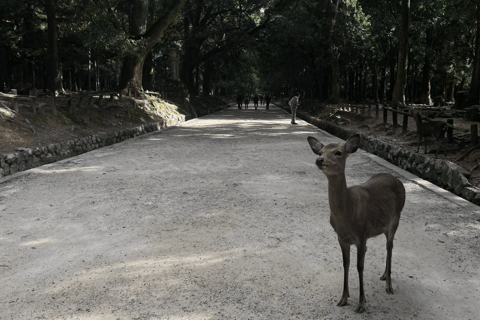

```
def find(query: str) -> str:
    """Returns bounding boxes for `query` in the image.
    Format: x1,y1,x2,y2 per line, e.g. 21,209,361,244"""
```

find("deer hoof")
354,305,366,313
386,287,394,295
336,299,348,307
380,274,386,281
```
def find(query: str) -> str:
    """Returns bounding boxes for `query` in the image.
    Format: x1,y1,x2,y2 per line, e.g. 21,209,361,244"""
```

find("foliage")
2,0,480,105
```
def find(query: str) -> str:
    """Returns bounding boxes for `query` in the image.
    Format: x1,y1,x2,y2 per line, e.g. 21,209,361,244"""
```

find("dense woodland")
1,0,480,108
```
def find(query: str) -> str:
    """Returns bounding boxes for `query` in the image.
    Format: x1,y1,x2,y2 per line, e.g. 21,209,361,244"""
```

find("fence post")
51,94,57,116
447,119,454,143
30,94,36,114
11,89,18,112
67,94,73,116
392,106,398,130
471,124,478,145
402,113,409,133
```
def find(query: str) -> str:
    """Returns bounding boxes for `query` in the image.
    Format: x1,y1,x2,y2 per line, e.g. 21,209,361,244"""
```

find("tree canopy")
1,0,480,106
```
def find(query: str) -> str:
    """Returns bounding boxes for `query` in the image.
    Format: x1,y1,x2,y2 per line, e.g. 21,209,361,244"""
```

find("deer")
413,112,448,155
307,133,406,313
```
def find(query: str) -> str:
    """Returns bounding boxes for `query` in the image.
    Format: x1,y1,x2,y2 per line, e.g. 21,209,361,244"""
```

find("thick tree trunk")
119,0,186,92
142,51,154,91
119,55,145,92
391,0,409,107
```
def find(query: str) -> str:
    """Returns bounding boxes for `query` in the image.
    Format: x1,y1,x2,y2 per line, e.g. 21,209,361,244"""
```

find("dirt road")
1,104,480,319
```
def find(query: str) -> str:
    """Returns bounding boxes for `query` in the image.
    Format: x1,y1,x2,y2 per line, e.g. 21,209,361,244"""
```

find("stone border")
0,105,226,179
276,103,480,205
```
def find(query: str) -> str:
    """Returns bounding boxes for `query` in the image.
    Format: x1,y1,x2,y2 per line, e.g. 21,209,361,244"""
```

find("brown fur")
307,134,406,313
414,112,447,155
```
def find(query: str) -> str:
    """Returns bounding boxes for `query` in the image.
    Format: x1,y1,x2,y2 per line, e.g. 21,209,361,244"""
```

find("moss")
83,109,103,121
57,110,76,125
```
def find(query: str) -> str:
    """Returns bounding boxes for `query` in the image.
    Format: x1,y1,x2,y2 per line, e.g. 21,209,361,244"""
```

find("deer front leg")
381,231,396,294
337,241,350,307
355,241,367,313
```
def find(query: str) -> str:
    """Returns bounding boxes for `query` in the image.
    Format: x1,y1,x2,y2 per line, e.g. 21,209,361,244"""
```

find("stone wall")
281,104,480,205
0,103,230,179
0,122,166,178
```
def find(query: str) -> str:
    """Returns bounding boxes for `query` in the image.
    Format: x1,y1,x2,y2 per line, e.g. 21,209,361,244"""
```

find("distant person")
253,94,259,109
289,92,300,124
259,95,264,105
236,93,244,110
244,96,250,109
265,94,271,110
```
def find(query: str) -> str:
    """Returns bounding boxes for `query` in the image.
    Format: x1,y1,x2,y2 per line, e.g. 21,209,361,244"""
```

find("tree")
118,0,187,93
180,0,274,96
390,0,409,107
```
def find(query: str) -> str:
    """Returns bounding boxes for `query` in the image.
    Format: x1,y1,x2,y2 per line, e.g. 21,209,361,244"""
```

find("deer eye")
334,151,342,156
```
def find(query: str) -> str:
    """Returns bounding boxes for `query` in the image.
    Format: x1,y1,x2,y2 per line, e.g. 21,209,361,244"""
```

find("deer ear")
345,134,361,154
307,136,324,155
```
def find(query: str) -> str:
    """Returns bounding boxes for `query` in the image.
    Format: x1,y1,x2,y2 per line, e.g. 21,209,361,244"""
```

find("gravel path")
1,104,480,319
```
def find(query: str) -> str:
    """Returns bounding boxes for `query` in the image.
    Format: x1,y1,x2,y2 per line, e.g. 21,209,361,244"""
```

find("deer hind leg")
381,222,399,294
355,241,367,313
337,241,350,307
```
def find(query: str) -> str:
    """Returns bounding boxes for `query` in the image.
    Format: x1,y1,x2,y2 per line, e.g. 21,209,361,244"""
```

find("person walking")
265,94,271,110
244,96,250,109
289,92,300,124
236,93,244,110
253,94,259,109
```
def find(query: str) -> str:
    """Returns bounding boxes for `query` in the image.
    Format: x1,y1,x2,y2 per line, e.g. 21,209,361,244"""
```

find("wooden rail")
340,103,480,146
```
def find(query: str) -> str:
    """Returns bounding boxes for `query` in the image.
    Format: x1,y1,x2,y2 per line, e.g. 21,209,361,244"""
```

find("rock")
461,186,480,201
465,105,480,121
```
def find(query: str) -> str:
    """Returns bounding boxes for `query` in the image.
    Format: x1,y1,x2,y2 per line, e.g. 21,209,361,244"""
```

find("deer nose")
316,158,324,167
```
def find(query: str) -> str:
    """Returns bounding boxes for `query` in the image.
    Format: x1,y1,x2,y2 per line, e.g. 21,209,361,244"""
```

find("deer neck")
326,173,351,215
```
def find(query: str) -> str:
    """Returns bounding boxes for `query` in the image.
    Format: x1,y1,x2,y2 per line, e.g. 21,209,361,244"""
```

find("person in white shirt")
289,92,300,124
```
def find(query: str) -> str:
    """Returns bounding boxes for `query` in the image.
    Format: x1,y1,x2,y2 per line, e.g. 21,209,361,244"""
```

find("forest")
1,0,480,108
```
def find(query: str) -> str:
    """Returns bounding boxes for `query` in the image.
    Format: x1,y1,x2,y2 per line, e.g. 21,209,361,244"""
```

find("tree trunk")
380,67,386,102
391,0,410,107
119,55,145,92
420,28,433,105
0,46,6,92
327,0,341,104
371,60,379,103
45,0,61,114
329,50,340,103
194,65,200,96
142,0,156,91
203,60,212,97
467,4,480,107
119,0,187,92
388,52,396,101
142,51,154,91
